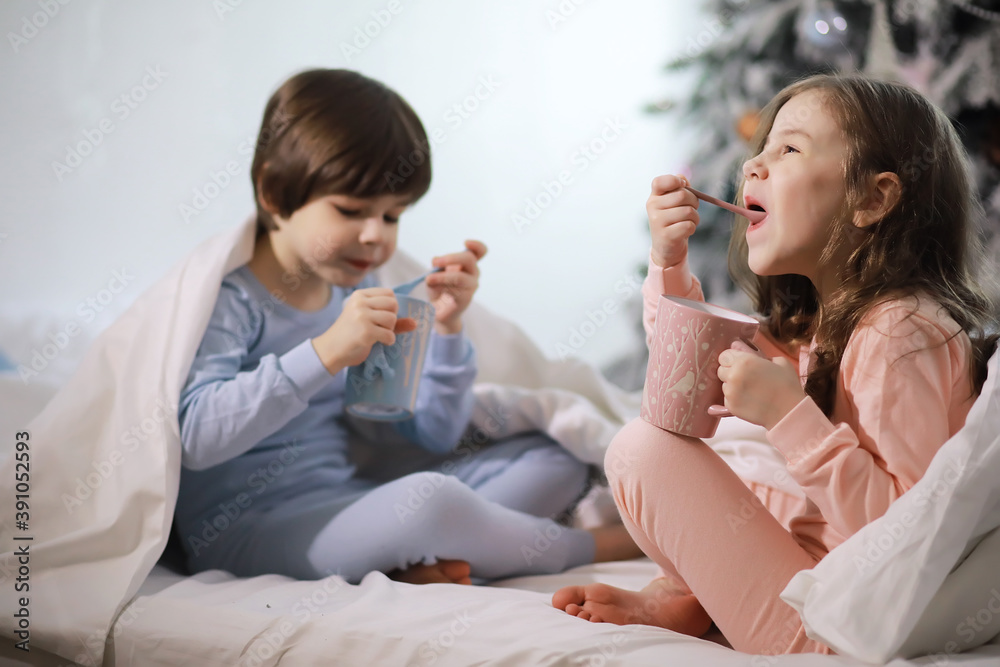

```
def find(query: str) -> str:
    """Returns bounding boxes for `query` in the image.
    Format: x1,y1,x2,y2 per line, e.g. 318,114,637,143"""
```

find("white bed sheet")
76,561,998,666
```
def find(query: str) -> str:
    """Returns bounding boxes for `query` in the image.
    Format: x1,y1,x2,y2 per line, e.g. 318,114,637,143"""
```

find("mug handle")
706,335,760,419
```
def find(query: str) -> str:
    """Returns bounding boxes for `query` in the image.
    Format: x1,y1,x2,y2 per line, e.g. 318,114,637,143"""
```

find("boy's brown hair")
250,69,432,234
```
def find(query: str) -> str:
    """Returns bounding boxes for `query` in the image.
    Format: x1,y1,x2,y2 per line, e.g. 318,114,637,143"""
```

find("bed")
1,219,999,666
6,551,1000,666
67,559,1000,667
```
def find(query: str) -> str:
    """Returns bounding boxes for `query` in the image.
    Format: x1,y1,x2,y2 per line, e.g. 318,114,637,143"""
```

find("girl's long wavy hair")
728,74,998,415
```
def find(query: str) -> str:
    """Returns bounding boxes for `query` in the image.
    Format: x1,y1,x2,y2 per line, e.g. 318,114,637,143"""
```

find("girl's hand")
717,340,806,430
426,240,487,335
647,174,700,269
311,287,417,375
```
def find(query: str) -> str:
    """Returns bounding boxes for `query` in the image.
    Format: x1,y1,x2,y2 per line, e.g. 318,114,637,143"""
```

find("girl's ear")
854,171,902,229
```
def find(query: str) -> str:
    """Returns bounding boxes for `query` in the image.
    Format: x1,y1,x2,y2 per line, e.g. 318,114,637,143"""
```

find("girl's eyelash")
757,143,798,157
384,215,399,224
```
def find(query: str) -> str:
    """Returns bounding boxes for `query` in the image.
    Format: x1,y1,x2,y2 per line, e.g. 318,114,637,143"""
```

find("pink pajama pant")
605,417,835,656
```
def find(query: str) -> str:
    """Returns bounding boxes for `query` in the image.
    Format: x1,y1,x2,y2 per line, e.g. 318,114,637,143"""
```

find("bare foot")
389,559,472,585
589,523,644,562
552,577,712,636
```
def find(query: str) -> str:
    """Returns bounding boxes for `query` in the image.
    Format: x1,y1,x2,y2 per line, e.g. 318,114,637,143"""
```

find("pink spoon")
685,186,766,224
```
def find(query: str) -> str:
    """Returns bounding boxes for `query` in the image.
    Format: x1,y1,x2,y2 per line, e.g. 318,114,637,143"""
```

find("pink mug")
640,295,760,438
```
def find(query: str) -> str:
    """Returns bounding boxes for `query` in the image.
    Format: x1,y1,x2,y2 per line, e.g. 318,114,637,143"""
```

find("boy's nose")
359,218,386,244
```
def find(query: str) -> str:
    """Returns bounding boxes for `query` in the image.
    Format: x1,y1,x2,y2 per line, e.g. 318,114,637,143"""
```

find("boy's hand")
311,288,417,375
426,240,487,335
717,340,806,430
647,174,700,269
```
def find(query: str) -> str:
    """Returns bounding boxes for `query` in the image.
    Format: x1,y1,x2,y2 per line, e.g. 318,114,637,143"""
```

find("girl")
174,69,639,585
553,74,998,654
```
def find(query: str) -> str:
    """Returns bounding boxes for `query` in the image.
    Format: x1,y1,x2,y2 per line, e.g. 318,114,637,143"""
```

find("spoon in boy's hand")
393,267,444,296
389,268,444,334
685,186,766,224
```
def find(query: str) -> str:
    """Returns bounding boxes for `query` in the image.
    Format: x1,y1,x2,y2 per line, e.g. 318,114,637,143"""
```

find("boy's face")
271,192,409,288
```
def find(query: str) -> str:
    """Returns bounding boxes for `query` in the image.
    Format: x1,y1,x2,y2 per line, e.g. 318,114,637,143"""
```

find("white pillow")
898,525,1000,658
0,309,98,387
781,350,1000,662
0,374,61,437
0,312,81,428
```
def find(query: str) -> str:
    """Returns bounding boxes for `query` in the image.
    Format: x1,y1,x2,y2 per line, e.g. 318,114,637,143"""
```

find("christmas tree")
655,0,1000,308
604,0,1000,389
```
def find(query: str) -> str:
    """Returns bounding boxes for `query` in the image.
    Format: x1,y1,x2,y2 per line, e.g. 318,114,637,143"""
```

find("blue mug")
344,295,435,420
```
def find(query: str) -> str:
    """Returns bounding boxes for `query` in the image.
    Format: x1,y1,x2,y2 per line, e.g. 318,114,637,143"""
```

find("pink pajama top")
642,256,977,559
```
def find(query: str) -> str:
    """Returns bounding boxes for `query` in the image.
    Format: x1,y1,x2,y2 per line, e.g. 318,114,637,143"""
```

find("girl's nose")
742,154,767,180
359,217,386,244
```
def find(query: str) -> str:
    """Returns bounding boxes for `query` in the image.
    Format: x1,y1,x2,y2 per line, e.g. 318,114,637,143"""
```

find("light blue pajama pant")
213,432,595,582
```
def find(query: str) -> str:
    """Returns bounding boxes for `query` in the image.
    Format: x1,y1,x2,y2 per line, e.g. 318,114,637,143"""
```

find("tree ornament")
797,0,849,49
736,109,760,142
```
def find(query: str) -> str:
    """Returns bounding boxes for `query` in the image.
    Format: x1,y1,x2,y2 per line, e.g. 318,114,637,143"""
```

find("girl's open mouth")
747,204,767,230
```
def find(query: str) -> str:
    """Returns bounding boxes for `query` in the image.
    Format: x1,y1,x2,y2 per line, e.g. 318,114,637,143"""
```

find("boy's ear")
255,168,284,223
854,171,902,229
256,184,278,215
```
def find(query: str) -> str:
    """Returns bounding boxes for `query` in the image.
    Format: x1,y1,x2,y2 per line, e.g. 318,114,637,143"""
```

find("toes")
564,603,583,616
552,585,586,610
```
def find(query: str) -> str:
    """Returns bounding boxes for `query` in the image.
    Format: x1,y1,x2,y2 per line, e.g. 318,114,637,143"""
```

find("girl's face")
271,192,408,288
741,90,849,290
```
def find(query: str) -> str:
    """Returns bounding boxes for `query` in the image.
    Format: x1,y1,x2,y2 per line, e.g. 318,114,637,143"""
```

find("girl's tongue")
747,207,767,231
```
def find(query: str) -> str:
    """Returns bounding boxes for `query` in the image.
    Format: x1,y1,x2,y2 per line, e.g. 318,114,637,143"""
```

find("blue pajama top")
173,265,477,539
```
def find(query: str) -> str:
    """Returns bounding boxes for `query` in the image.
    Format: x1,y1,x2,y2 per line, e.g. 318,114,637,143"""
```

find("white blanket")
0,218,651,665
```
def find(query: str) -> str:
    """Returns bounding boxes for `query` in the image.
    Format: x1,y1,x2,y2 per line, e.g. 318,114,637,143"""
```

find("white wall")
0,0,701,373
